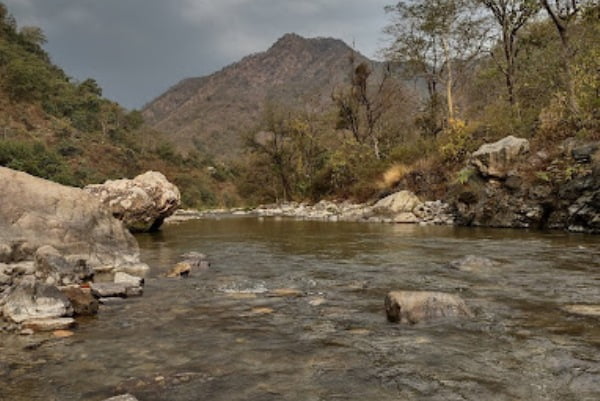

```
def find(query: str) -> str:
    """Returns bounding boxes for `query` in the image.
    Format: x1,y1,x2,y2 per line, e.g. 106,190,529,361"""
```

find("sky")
4,0,392,109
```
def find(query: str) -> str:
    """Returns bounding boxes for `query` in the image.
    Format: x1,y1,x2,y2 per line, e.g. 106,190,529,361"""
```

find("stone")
572,143,599,163
393,212,419,224
562,305,600,317
166,262,192,278
90,282,143,298
102,395,139,401
22,318,76,332
470,136,530,178
2,282,73,323
60,286,99,315
448,255,498,272
267,288,304,298
114,272,144,287
85,171,181,232
385,291,472,324
373,191,422,215
35,246,94,286
53,330,74,338
167,252,210,278
0,167,148,274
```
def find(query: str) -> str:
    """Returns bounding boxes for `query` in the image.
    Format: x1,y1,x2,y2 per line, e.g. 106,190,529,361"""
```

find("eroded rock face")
85,171,181,232
0,167,147,273
470,136,530,179
385,291,472,324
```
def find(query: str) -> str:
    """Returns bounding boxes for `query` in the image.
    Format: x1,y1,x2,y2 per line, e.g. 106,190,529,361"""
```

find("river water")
1,217,599,401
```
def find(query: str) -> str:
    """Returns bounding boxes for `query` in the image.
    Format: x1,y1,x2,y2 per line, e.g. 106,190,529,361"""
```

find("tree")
480,0,541,107
539,0,593,115
384,0,488,130
333,54,400,159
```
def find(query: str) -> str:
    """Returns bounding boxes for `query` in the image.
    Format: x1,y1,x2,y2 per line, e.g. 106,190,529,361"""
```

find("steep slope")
143,33,376,157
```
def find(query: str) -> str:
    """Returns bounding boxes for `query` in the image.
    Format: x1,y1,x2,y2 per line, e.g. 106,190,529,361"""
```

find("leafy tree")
384,0,488,132
539,0,594,115
333,54,400,160
480,0,541,107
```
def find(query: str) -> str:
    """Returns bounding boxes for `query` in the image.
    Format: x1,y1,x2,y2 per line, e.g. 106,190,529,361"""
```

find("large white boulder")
470,135,530,178
85,171,181,232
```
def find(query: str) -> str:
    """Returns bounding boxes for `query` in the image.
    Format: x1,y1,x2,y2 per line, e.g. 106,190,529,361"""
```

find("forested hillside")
0,3,238,207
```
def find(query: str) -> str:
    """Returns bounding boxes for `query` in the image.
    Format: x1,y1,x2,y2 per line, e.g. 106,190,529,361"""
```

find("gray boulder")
470,136,530,178
385,291,472,324
0,167,148,275
85,171,181,232
2,281,73,323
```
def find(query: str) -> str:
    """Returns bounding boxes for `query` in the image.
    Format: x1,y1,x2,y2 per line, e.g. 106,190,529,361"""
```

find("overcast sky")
4,0,392,109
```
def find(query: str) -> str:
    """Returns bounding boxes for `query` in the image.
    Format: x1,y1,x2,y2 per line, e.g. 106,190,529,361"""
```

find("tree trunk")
441,36,454,120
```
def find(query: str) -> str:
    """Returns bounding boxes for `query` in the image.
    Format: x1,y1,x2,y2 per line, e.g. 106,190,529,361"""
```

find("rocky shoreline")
168,136,600,235
167,193,455,226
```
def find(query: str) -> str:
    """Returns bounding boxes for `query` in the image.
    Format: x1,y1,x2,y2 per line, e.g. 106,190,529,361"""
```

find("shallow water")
1,218,600,401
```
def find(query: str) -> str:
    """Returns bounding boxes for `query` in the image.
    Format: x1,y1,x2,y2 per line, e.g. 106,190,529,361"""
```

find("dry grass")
377,163,411,190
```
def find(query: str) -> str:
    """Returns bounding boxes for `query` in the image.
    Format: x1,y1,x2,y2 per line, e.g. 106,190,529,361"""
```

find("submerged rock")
85,171,181,232
91,282,143,298
385,291,472,324
102,395,139,401
166,252,210,278
448,255,498,272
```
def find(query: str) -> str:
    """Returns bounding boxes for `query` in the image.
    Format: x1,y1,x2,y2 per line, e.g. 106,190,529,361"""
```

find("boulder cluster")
0,167,176,334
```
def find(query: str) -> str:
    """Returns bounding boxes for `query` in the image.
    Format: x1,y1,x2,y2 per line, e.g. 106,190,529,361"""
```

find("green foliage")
0,139,76,185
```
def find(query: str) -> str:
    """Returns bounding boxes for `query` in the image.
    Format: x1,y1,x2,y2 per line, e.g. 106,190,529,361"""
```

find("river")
1,217,599,400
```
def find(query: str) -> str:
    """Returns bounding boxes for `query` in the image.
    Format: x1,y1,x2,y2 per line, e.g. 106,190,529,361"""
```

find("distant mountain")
142,33,378,158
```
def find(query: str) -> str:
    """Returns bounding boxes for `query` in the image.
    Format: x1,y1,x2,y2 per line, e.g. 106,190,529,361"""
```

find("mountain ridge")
142,33,378,157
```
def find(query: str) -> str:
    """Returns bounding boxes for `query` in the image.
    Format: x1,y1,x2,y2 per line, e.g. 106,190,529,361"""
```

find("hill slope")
143,33,377,157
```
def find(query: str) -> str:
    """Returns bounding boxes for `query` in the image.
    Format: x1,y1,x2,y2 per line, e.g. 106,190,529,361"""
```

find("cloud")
3,0,391,108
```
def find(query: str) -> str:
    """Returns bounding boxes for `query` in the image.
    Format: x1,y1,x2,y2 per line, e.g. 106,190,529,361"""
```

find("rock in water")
448,255,498,272
102,395,139,401
2,281,73,323
470,135,530,178
0,167,148,274
385,291,472,324
84,171,181,232
60,286,99,315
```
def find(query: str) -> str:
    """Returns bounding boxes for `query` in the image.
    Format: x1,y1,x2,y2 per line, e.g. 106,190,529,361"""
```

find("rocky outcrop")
385,291,472,324
0,167,149,332
0,167,148,273
470,135,530,179
451,138,600,233
85,171,181,232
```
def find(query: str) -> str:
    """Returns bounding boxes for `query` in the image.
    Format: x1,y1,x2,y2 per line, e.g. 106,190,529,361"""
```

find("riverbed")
1,217,599,400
